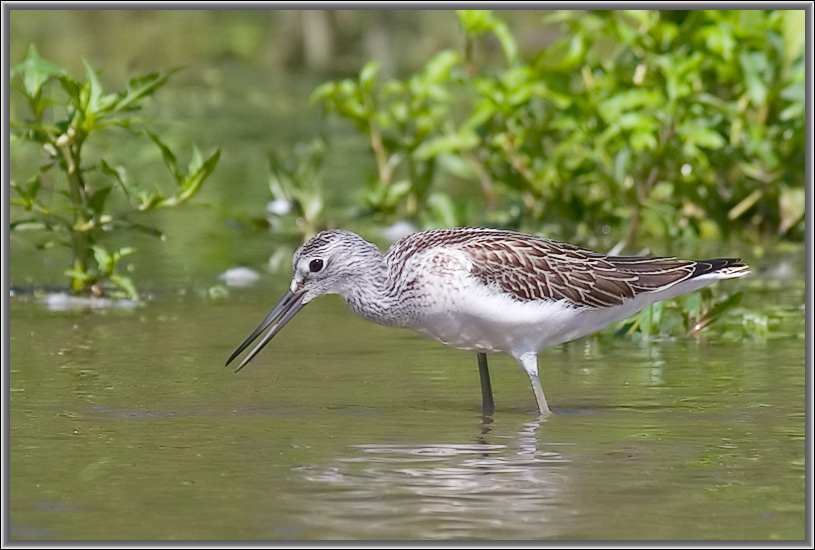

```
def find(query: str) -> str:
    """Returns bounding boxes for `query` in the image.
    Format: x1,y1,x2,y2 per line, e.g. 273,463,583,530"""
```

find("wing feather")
386,228,745,310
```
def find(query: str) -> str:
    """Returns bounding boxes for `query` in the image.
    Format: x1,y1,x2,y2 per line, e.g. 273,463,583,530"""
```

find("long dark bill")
225,290,307,372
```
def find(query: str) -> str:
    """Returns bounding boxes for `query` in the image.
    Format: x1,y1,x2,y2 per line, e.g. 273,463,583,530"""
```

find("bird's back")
386,227,748,310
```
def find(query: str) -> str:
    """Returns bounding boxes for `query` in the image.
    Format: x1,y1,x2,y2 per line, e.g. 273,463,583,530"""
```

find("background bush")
312,10,805,250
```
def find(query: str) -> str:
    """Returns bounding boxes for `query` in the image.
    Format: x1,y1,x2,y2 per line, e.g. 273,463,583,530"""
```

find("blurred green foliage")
312,9,806,248
10,45,220,298
267,138,327,240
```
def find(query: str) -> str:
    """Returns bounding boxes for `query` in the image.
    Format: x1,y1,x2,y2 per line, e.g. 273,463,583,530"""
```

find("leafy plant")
523,9,806,247
10,45,220,299
312,10,805,247
311,52,468,225
614,288,745,339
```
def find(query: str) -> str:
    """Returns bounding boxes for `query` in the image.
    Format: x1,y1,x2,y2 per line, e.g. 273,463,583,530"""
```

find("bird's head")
289,229,379,304
225,229,380,372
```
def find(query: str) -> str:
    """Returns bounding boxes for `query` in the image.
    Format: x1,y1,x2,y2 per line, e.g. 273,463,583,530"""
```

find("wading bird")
226,228,748,416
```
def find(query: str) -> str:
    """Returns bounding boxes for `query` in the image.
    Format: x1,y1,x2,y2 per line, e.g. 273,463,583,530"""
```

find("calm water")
8,273,806,540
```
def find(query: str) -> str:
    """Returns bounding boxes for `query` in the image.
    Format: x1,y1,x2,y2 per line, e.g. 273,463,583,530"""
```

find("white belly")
409,281,665,358
409,283,582,356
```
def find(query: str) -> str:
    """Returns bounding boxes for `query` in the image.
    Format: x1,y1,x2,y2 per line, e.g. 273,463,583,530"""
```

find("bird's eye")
309,259,324,273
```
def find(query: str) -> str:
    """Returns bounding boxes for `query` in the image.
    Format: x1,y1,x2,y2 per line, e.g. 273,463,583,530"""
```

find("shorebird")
226,228,749,416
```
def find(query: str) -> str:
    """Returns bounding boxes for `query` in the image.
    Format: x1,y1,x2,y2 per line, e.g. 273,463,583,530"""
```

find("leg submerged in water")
516,352,552,417
477,352,495,415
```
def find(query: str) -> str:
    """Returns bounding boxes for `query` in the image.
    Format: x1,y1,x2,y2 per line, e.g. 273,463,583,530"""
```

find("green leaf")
702,22,736,62
457,10,517,64
630,130,658,152
639,302,663,336
613,149,630,186
116,246,136,259
457,10,493,34
490,18,518,65
110,217,164,238
419,51,460,85
110,274,139,300
781,9,806,67
359,61,379,91
615,112,658,131
188,146,204,176
65,268,94,284
146,130,180,183
172,147,220,205
100,159,131,201
12,44,65,98
82,58,109,117
598,89,662,122
10,218,47,231
113,70,176,113
11,175,42,208
694,92,737,117
88,186,113,216
739,51,768,105
92,245,114,273
780,79,805,102
677,120,726,149
414,131,479,160
57,74,83,106
309,81,339,104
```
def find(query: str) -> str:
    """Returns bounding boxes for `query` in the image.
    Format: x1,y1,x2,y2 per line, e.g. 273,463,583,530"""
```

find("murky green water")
9,273,806,540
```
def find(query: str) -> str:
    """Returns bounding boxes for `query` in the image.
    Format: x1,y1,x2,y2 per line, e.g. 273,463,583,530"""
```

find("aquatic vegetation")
10,45,220,299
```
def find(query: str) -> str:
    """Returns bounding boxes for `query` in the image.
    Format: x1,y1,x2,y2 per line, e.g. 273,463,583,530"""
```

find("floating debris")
40,292,140,311
218,267,261,287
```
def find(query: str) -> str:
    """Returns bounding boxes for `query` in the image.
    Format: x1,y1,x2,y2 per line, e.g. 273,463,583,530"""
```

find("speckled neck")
341,244,411,328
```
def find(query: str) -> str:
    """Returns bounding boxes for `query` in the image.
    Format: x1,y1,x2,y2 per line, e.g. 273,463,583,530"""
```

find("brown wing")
387,227,743,309
461,233,702,308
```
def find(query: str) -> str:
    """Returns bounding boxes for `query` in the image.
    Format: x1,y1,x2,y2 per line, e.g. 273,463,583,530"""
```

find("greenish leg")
477,352,495,416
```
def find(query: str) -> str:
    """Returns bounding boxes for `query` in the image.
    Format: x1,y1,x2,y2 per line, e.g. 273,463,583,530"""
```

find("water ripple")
282,421,577,539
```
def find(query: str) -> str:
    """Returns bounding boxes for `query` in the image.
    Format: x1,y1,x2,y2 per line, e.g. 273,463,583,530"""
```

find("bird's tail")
691,258,750,280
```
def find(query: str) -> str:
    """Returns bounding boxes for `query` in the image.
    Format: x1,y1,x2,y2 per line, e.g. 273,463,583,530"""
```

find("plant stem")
622,165,659,252
57,130,95,293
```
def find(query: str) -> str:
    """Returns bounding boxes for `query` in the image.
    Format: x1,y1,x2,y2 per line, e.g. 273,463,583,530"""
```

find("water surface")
9,279,805,540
